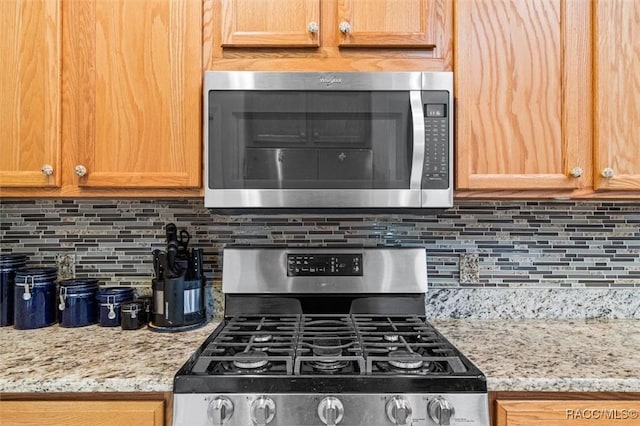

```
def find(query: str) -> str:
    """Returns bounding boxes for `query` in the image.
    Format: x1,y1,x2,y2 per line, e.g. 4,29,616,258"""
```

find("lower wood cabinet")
0,393,169,426
496,399,640,426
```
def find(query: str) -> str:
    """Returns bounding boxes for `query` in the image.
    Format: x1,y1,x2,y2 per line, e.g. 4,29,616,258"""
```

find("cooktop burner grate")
190,314,470,377
191,315,299,374
294,315,365,375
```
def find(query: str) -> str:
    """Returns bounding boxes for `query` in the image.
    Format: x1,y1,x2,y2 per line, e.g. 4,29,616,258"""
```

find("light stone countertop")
432,319,640,392
0,321,220,393
1,319,639,393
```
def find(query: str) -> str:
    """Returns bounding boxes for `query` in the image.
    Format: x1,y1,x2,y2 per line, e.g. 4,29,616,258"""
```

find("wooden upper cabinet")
221,0,320,47
63,0,202,189
0,0,61,188
455,0,592,191
337,0,439,48
594,0,640,191
211,0,452,60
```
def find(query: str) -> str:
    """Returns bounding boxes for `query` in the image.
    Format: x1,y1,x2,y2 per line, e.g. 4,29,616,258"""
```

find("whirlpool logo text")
319,75,343,87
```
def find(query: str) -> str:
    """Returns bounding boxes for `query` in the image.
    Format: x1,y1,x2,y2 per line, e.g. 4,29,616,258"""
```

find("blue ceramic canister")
0,254,28,327
58,278,100,327
96,287,134,327
13,267,58,330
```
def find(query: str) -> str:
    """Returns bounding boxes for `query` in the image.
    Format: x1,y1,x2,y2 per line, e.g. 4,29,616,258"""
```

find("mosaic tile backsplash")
1,199,638,291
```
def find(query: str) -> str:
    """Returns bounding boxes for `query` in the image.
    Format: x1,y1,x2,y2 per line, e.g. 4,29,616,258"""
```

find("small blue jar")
96,287,134,327
0,254,28,327
58,278,100,327
120,300,146,330
13,267,58,330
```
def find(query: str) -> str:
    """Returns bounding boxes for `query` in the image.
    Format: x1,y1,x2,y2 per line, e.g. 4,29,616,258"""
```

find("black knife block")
150,276,206,331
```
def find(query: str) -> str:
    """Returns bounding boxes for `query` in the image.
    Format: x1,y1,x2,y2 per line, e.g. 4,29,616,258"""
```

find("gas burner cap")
310,359,350,372
382,335,399,351
253,334,273,343
387,350,424,370
232,351,269,369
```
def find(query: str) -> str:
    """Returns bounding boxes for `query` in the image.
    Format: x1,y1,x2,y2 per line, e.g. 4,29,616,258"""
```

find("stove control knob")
428,396,455,426
250,396,276,425
208,396,234,425
318,396,344,426
386,396,412,426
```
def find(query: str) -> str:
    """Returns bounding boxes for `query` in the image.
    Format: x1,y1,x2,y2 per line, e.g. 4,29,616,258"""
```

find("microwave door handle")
409,91,425,190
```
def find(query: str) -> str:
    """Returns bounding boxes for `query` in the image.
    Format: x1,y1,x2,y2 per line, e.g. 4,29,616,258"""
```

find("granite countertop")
0,321,220,393
432,319,640,392
1,319,639,393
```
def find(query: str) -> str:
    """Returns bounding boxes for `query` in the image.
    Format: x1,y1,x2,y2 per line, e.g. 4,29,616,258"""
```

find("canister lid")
14,267,58,285
0,253,28,268
59,278,100,293
121,301,143,312
96,286,135,302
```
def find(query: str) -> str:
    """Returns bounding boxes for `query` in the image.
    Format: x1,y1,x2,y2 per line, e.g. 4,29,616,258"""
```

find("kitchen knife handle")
192,248,204,280
152,249,162,279
165,223,178,243
167,241,181,277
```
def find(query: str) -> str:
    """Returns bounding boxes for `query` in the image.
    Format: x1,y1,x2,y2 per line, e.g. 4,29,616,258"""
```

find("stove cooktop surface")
174,314,486,394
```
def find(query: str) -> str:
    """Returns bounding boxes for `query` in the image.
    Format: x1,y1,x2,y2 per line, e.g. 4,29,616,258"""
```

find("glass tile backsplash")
1,199,639,289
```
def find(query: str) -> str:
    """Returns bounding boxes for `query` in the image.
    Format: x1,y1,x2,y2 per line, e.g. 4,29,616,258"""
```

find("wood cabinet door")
594,0,640,190
0,400,164,426
63,0,201,189
221,0,320,47
455,0,592,191
0,0,61,188
336,0,443,48
496,400,640,426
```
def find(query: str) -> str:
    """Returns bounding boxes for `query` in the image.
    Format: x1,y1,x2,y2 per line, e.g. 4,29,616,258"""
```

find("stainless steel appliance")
204,72,453,210
173,247,489,426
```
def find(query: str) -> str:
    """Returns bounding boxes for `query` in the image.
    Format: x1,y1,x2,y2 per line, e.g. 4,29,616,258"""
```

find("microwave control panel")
422,90,450,190
287,253,363,276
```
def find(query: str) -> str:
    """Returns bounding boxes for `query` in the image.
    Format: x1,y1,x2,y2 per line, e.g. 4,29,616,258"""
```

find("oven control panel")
174,393,490,426
287,253,363,277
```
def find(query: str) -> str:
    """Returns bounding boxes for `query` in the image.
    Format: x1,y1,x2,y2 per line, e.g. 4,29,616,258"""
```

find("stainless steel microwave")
204,71,453,210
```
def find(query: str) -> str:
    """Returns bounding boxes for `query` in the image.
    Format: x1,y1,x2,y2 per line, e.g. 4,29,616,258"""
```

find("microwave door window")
246,148,318,182
308,92,410,189
309,92,371,147
318,149,373,181
208,90,411,189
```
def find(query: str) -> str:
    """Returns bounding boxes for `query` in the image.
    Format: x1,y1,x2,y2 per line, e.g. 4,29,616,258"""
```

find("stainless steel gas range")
173,247,489,426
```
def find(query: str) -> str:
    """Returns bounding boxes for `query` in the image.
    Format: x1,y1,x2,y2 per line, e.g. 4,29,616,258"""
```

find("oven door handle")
409,91,425,190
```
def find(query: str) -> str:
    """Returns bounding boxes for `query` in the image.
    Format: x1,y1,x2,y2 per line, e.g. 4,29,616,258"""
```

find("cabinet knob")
41,164,54,176
308,21,319,34
74,165,87,177
569,167,583,178
339,21,351,34
601,167,615,179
